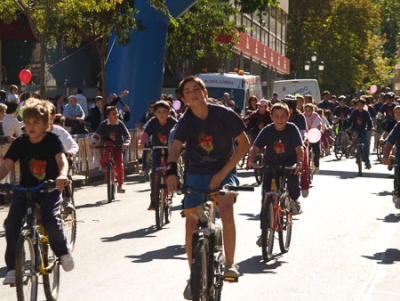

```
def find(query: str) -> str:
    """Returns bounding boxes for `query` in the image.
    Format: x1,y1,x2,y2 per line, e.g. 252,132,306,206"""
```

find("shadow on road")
362,248,400,264
126,244,186,263
0,230,4,238
0,266,7,278
101,226,158,242
377,213,400,223
318,169,390,179
373,190,393,197
237,255,286,274
239,213,260,221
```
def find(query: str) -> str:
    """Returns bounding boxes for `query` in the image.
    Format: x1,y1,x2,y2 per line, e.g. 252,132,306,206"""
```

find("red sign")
234,32,290,74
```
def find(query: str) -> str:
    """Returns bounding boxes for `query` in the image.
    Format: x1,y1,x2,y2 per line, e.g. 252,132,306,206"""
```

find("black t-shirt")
144,116,177,146
5,132,65,186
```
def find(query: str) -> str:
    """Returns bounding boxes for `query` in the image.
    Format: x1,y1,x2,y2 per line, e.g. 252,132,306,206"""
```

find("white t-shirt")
7,93,20,104
3,114,23,137
51,125,79,155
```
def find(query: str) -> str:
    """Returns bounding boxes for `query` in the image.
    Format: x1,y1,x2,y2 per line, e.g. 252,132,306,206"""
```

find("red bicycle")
95,144,118,203
152,146,173,229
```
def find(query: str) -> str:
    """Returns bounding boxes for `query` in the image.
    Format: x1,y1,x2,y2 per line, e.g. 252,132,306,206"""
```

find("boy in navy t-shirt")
247,102,304,219
139,100,177,210
166,76,249,298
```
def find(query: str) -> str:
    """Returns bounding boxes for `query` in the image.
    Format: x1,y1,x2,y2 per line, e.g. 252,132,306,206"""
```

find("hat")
257,99,269,106
95,96,102,99
384,92,395,99
167,94,173,99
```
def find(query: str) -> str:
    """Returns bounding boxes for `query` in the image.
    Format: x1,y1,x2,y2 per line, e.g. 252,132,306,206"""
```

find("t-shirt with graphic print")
173,103,246,174
4,132,65,186
144,116,177,147
333,106,352,119
349,109,373,132
253,122,304,168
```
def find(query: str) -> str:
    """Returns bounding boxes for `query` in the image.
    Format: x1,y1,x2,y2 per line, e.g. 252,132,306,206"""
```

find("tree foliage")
288,0,399,95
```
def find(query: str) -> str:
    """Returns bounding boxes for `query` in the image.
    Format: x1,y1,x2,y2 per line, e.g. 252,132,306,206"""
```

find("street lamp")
304,52,324,79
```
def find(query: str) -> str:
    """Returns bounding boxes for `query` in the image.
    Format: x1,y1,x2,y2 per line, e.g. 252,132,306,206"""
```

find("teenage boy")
166,75,249,300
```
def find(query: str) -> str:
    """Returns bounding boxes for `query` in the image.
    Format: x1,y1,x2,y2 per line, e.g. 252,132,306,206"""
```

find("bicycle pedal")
223,276,238,283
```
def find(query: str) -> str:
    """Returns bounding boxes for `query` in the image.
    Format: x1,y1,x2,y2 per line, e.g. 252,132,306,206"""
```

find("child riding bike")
138,100,177,210
1,99,73,286
91,106,131,193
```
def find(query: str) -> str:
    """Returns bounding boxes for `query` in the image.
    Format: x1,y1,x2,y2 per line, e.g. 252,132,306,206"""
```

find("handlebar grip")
226,186,255,192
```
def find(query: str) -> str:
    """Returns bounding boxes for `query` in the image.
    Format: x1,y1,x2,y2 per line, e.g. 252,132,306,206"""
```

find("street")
1,153,400,301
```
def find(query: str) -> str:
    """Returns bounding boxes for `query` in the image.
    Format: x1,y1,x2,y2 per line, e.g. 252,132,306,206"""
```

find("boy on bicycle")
247,102,304,231
166,76,249,300
91,106,131,193
347,98,374,169
138,100,177,210
1,100,73,285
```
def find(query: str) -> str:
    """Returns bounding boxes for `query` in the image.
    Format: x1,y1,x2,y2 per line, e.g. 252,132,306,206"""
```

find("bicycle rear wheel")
261,197,275,262
43,243,60,301
278,193,292,253
254,153,264,185
377,144,383,162
154,171,165,230
191,237,209,301
61,196,77,251
334,134,343,160
15,230,38,301
357,145,363,176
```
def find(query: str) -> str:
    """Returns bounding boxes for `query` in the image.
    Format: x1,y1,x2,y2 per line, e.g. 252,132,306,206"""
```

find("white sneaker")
301,189,309,198
256,235,262,247
60,252,74,272
290,199,303,215
395,198,400,209
3,270,15,285
314,167,320,174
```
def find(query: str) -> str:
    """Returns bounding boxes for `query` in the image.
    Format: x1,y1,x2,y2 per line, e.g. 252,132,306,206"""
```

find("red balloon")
19,69,32,84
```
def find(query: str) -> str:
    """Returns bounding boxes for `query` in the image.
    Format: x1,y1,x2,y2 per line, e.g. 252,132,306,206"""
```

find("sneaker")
63,197,75,212
3,270,15,285
224,263,240,278
256,235,262,247
301,189,309,198
365,163,371,170
314,167,320,174
117,186,125,193
147,203,155,211
60,252,74,272
388,164,393,171
290,199,303,215
183,280,192,300
395,198,400,209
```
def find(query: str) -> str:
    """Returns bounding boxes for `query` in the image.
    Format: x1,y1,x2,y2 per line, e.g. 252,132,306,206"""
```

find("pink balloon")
369,85,377,94
19,69,32,84
307,128,322,143
172,100,181,111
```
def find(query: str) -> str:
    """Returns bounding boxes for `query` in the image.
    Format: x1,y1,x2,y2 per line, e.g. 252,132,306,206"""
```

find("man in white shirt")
63,95,88,134
75,87,88,116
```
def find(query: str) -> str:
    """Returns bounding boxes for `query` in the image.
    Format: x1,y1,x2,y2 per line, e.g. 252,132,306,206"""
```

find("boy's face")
339,100,346,107
357,102,364,111
155,107,169,123
271,108,289,131
304,107,313,117
394,109,400,122
24,118,48,142
182,81,207,107
107,110,119,124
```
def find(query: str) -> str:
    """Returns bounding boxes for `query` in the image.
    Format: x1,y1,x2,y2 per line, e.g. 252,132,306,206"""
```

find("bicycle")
181,184,254,301
152,145,173,230
96,144,118,203
355,137,365,177
0,180,71,301
334,117,350,160
257,165,295,262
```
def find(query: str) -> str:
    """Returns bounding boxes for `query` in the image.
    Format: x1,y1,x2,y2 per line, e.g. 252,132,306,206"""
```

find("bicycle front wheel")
107,164,113,203
357,145,363,176
164,192,172,224
254,154,264,185
278,193,292,253
334,134,343,160
261,197,275,262
377,144,383,162
154,171,165,230
15,230,38,301
191,237,209,301
211,251,224,301
43,243,60,301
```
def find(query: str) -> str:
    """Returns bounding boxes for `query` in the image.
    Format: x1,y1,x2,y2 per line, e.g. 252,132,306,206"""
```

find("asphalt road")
1,152,400,301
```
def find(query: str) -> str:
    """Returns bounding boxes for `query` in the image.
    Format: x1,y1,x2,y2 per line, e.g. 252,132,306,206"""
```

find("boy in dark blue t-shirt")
166,76,249,298
139,100,177,210
247,102,305,242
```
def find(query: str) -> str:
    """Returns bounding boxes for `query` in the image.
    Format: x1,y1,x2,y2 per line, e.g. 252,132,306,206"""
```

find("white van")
197,71,263,113
273,79,321,103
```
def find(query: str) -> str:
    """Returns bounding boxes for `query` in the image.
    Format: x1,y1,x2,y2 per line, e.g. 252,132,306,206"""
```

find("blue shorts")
184,172,239,210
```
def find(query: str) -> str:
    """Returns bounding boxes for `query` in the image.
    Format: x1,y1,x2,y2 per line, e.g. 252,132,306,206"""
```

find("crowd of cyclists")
2,77,400,301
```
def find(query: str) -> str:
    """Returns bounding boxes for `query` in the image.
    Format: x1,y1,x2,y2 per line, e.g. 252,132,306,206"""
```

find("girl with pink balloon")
303,104,322,174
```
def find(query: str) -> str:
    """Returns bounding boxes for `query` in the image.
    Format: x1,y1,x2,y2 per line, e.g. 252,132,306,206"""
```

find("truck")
273,79,321,103
197,71,263,114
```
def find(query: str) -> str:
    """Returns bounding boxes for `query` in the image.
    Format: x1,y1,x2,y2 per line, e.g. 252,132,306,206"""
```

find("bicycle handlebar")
0,180,64,194
180,184,254,196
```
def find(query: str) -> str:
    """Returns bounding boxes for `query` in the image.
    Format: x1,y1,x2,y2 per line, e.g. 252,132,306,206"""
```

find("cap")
282,94,296,103
338,95,346,101
257,99,269,106
95,96,102,99
167,94,173,99
384,92,395,99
